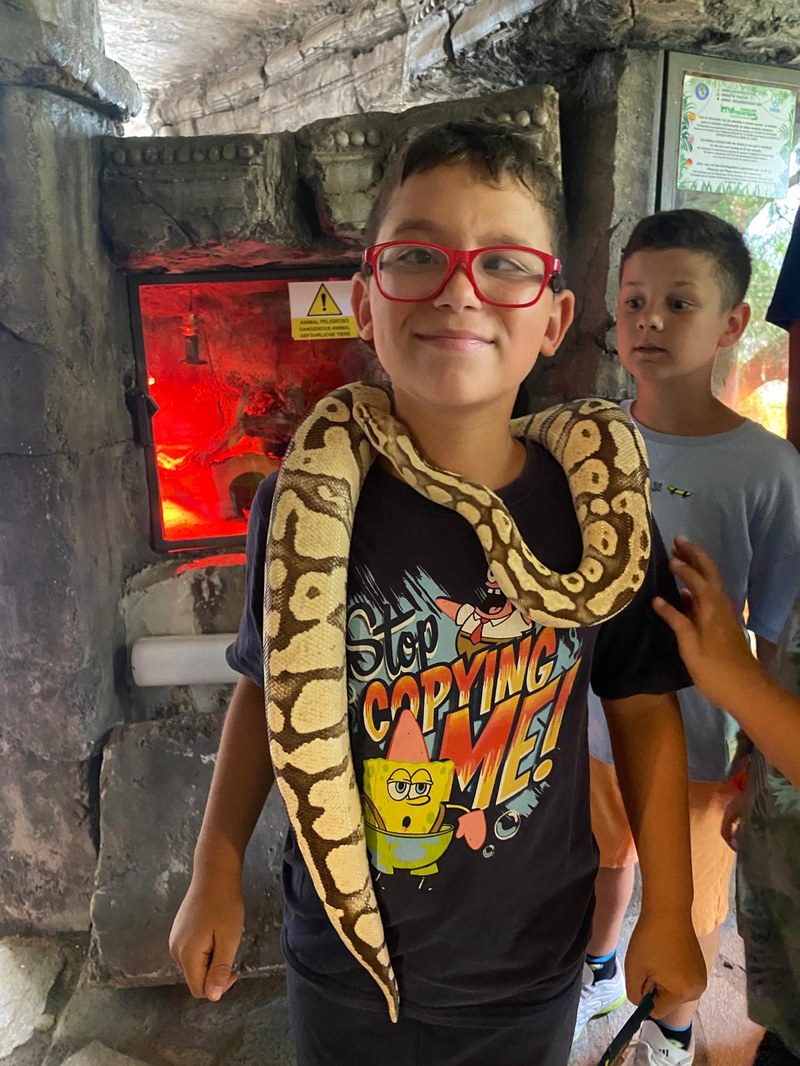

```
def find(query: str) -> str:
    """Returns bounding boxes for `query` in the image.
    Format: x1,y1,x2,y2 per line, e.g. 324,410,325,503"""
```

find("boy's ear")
352,271,374,342
538,288,576,358
717,301,751,349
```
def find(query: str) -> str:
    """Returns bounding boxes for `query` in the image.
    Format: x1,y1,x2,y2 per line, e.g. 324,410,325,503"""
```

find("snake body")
263,381,651,1020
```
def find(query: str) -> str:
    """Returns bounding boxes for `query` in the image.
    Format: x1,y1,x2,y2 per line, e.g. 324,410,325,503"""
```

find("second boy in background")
575,209,800,1065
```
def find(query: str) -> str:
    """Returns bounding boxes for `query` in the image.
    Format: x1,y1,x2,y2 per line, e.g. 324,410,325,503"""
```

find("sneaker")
573,960,627,1040
622,1020,695,1064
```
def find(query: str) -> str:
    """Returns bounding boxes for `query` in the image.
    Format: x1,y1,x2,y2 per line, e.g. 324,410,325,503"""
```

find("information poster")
678,75,796,198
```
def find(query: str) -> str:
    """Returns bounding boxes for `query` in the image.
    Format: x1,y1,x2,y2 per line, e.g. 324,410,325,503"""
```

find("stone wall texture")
90,715,286,986
101,84,559,268
139,0,800,138
0,78,151,934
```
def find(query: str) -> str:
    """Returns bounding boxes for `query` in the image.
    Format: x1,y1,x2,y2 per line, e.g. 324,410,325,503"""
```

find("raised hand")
652,536,761,710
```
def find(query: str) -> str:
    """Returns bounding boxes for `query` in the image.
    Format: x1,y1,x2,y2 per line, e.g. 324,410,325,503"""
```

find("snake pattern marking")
263,381,651,1021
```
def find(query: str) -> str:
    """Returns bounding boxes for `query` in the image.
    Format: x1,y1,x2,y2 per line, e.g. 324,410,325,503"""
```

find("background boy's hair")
364,119,567,259
620,208,751,308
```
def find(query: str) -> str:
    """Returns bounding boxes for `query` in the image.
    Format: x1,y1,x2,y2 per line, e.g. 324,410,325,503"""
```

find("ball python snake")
263,381,651,1020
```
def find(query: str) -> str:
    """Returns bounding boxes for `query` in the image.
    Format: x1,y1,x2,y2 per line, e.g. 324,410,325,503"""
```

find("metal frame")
127,263,361,553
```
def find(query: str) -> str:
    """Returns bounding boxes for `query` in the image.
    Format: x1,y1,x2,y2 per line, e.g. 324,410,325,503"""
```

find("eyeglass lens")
375,244,548,305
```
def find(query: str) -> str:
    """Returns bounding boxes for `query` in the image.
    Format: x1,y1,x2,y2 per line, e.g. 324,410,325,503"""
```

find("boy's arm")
601,691,706,1017
169,676,274,1000
754,634,779,673
654,537,800,788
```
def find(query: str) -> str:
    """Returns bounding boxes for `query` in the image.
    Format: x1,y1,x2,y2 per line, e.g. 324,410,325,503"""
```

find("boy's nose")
433,264,483,310
637,313,664,331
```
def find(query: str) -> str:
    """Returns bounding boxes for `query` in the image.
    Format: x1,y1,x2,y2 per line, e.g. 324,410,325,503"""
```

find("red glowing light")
136,275,373,548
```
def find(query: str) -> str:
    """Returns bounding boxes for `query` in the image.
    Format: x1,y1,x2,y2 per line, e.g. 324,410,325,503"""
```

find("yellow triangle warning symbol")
306,283,342,317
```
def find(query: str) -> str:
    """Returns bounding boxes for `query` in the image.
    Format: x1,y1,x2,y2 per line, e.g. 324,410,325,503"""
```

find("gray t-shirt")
588,401,800,781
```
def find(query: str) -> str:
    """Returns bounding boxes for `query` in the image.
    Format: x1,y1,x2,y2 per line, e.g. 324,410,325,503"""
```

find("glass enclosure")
129,268,374,550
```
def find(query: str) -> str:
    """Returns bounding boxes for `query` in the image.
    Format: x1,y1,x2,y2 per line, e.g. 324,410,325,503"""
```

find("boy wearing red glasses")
170,120,704,1065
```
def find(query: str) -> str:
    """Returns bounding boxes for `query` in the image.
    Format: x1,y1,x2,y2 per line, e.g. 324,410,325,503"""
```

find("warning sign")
288,280,358,340
307,284,341,316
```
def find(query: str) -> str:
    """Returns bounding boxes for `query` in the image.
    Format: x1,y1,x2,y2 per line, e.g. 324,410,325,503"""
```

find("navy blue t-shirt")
766,205,800,331
228,441,690,1024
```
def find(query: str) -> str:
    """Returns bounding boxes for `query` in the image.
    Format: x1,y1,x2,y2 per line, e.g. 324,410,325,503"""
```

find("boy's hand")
652,537,761,710
169,875,245,1000
624,909,706,1018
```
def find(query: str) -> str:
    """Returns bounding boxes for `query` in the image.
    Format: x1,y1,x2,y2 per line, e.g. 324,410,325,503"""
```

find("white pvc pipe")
131,634,240,686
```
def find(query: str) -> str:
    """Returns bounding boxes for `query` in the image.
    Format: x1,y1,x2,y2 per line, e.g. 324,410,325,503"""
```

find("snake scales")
263,381,651,1020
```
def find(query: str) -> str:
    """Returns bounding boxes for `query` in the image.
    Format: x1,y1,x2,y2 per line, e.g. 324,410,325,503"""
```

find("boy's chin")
393,382,520,416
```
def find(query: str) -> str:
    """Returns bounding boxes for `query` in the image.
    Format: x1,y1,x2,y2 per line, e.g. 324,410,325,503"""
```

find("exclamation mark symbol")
321,292,327,312
532,705,565,783
532,660,578,783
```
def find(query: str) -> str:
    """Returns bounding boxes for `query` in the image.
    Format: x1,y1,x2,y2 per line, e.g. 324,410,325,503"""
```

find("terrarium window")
129,268,374,551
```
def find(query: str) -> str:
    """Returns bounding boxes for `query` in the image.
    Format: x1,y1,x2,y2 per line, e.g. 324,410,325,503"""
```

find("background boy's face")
617,248,750,387
351,162,574,417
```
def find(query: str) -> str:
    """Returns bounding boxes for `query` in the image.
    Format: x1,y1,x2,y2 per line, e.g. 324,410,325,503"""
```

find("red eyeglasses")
362,240,563,308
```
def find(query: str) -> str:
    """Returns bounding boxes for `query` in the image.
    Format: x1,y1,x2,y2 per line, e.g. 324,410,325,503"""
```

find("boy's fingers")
204,939,239,1001
672,537,724,592
677,587,694,611
177,943,214,999
205,965,238,1001
652,595,690,638
670,559,722,625
669,557,708,601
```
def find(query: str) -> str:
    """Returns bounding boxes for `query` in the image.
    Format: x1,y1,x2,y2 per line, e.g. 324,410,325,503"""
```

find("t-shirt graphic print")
349,563,583,882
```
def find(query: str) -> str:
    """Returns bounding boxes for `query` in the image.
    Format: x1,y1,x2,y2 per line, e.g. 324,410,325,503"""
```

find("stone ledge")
0,5,140,121
101,132,313,269
102,85,559,265
297,83,560,241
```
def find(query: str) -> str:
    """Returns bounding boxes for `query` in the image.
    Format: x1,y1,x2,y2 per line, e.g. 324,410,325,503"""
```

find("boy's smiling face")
351,162,574,417
617,248,750,386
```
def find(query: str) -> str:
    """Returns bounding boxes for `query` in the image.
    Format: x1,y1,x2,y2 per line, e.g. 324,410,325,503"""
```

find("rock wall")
101,85,559,269
0,1,142,933
144,0,800,138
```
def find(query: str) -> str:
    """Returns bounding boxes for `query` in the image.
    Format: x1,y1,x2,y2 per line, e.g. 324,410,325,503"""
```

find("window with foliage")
661,54,800,439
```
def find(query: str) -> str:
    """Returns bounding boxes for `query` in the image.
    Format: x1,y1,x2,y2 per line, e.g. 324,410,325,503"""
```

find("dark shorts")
286,965,581,1066
754,1031,800,1066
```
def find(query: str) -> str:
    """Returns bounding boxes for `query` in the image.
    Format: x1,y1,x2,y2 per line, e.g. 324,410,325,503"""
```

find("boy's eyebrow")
388,220,539,248
621,279,698,289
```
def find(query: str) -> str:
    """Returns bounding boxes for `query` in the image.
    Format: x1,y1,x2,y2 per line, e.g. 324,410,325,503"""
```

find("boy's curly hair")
364,119,567,259
621,209,751,309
